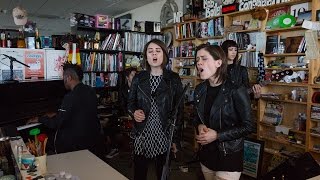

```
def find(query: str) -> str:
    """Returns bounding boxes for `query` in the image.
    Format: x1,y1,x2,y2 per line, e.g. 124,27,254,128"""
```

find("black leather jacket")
128,69,183,144
193,80,256,155
227,64,250,88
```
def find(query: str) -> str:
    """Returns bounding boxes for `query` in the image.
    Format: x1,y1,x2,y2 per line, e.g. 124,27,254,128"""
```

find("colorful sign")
24,50,45,79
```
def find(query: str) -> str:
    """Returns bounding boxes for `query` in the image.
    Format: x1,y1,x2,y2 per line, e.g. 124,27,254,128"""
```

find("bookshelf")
164,0,320,175
73,25,164,107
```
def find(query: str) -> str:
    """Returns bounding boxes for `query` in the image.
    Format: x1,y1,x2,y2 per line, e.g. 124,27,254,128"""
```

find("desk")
47,150,128,180
10,139,128,180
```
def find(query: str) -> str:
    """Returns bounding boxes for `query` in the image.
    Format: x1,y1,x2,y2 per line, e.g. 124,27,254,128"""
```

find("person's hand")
27,117,39,124
133,109,145,122
198,124,208,135
196,124,218,145
252,84,262,99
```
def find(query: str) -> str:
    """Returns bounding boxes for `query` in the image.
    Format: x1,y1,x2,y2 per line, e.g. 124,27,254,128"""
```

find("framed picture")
316,9,320,21
243,138,264,179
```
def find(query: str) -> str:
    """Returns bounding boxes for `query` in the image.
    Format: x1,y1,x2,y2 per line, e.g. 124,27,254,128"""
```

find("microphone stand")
161,83,189,180
1,54,30,83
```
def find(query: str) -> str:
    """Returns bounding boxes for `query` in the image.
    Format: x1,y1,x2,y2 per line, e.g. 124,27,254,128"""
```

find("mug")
35,154,47,175
21,154,35,170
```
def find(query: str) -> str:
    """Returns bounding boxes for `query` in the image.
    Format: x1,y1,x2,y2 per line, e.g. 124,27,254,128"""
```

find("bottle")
6,33,11,48
278,41,285,54
1,30,6,48
35,28,41,49
17,28,26,48
93,32,100,50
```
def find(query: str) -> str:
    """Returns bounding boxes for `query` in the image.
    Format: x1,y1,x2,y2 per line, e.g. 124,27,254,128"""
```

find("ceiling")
0,0,157,35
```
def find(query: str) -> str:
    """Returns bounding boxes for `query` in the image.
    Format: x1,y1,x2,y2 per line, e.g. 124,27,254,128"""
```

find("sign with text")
24,50,45,79
238,0,291,11
203,0,222,17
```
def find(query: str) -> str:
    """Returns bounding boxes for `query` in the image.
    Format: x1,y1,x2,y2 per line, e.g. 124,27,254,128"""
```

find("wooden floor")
104,145,256,180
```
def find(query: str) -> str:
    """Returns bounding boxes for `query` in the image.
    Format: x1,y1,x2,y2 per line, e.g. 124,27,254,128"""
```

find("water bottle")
278,42,285,54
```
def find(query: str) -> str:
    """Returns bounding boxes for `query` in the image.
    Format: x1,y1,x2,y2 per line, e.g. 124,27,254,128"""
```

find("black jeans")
134,153,167,180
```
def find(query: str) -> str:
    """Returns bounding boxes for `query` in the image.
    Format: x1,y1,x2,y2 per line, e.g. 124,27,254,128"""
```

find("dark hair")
195,44,227,84
142,39,168,71
125,67,137,77
62,61,83,81
221,40,238,64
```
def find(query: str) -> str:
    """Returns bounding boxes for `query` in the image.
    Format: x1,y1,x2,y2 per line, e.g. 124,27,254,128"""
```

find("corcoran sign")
238,0,291,11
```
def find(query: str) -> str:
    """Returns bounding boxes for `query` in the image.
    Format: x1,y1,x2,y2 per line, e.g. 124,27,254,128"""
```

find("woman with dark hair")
128,39,183,180
221,40,261,98
194,44,255,180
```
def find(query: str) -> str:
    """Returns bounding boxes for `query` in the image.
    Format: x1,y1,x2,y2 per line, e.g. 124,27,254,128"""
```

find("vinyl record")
279,14,296,28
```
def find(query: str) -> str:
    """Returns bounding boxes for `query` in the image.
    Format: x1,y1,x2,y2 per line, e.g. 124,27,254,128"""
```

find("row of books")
175,22,196,39
197,17,224,38
311,106,320,120
123,32,164,52
239,51,259,68
80,52,123,72
265,35,306,54
83,72,119,87
172,42,196,58
227,32,251,50
100,33,122,51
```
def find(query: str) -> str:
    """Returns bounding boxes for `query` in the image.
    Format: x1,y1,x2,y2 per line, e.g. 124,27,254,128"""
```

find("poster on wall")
243,138,264,178
0,48,25,80
24,50,45,79
45,49,66,79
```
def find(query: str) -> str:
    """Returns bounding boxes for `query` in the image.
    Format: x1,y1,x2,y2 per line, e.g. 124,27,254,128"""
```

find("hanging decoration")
12,6,28,26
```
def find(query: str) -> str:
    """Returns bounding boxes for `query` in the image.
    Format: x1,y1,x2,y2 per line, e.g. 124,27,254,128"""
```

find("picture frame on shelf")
316,9,320,21
243,138,264,179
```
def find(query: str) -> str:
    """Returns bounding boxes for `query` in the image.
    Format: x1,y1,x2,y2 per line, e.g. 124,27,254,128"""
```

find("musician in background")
28,62,104,159
221,40,261,98
105,67,137,159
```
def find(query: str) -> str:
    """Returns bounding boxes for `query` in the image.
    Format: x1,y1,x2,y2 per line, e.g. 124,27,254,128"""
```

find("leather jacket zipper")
138,85,151,103
220,108,227,156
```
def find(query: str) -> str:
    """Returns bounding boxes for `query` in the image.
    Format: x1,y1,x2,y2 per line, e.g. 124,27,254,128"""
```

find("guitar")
247,79,271,94
270,69,294,81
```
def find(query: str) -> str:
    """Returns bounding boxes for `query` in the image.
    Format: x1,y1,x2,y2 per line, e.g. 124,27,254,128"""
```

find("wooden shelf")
265,26,305,33
264,53,305,57
290,129,306,135
268,82,308,87
174,20,197,26
310,119,320,123
264,148,288,158
176,66,195,69
310,133,320,138
198,15,224,22
197,36,224,40
238,49,257,53
260,136,306,149
80,49,121,54
264,67,308,71
309,149,320,154
175,37,196,41
175,56,195,60
261,98,307,105
230,28,261,33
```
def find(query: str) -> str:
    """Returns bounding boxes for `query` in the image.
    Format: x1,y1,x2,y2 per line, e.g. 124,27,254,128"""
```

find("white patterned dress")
134,74,169,158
